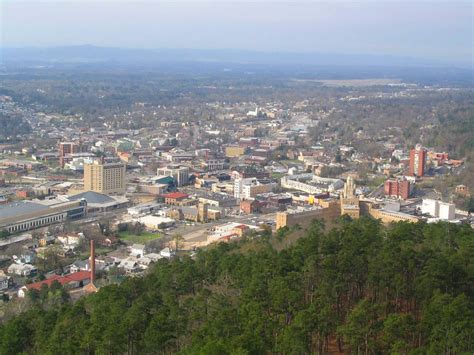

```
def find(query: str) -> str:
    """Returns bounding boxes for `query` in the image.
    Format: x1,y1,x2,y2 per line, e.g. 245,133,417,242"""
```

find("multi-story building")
167,203,217,223
234,177,256,199
242,182,276,199
162,192,191,206
428,151,449,166
281,174,344,195
59,142,89,167
276,200,340,230
365,202,419,224
409,144,427,177
384,178,411,200
421,199,455,220
204,159,225,171
84,160,126,194
455,184,470,197
421,199,439,217
157,165,190,187
438,202,456,220
234,177,276,200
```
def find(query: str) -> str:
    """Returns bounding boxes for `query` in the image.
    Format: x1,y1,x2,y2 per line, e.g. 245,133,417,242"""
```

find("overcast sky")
1,0,472,65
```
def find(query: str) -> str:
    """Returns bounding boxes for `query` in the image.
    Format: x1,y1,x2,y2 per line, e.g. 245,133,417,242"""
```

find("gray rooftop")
181,206,198,216
0,201,49,220
68,191,115,204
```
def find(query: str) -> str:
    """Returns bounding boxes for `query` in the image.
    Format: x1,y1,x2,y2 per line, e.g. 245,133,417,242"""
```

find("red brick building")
16,190,32,199
409,145,427,177
240,199,261,214
162,192,190,206
384,179,411,200
59,142,88,167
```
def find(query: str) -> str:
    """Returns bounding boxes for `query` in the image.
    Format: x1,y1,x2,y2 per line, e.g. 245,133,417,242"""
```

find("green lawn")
118,231,161,244
270,172,286,179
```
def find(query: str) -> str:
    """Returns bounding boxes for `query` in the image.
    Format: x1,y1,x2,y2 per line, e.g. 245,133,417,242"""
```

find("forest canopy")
1,218,473,354
0,113,31,140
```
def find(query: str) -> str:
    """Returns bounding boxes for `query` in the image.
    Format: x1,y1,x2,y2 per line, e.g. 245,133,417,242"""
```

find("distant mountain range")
1,45,469,68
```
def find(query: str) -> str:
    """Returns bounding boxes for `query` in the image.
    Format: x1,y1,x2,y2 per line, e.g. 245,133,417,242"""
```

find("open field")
118,231,161,244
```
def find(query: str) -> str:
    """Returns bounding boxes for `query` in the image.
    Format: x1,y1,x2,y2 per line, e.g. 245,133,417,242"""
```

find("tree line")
0,217,473,354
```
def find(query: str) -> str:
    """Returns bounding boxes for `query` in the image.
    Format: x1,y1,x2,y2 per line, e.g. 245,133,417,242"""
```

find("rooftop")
162,192,189,199
69,191,115,204
25,271,91,291
0,201,49,220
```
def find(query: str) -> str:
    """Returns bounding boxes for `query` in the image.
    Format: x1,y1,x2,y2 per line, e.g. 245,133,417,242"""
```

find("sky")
1,0,472,66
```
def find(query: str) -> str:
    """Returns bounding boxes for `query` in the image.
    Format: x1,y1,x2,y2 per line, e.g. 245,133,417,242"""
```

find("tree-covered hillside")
0,113,31,140
1,218,473,354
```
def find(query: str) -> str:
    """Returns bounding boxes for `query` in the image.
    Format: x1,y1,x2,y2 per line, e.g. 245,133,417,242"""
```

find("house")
144,253,164,263
7,263,37,276
58,233,84,249
69,260,90,273
13,250,36,264
0,273,12,291
119,258,142,274
136,256,151,267
160,247,175,259
24,240,39,249
38,235,55,247
130,244,145,258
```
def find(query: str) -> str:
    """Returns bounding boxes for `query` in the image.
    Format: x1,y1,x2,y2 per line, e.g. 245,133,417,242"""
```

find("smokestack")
90,239,96,284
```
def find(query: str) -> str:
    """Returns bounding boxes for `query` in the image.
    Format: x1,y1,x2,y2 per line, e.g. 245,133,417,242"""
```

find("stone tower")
197,202,208,223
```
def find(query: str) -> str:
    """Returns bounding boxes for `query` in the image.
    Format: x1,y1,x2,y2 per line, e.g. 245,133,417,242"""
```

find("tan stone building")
167,203,219,223
225,146,246,158
84,160,126,194
364,202,419,223
340,176,360,219
276,200,340,230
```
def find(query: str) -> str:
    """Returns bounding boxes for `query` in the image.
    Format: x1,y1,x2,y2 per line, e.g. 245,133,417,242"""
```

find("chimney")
90,239,96,284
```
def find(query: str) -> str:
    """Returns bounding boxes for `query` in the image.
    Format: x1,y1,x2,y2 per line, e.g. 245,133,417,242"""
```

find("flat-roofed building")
384,178,411,200
84,160,126,194
366,202,419,224
59,142,89,167
0,198,87,234
281,174,344,195
276,201,340,230
409,144,427,177
162,192,191,206
157,165,189,187
421,199,455,220
225,146,246,158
